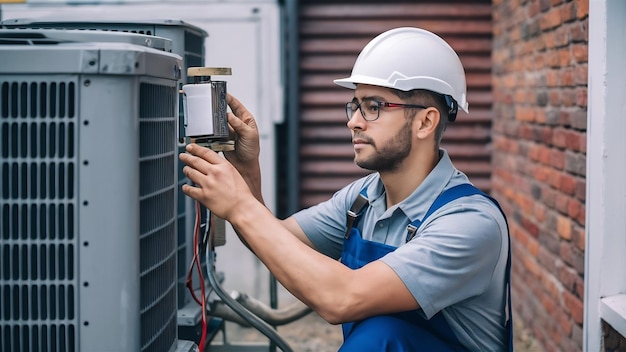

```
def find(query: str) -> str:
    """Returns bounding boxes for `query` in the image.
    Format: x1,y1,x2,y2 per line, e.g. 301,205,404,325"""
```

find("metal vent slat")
1,78,78,352
138,82,177,352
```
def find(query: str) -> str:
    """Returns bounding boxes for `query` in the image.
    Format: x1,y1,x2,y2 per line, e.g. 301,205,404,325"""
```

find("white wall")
585,0,626,350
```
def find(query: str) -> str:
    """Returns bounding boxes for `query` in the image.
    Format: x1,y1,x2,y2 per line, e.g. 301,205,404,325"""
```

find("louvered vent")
137,83,178,352
1,79,79,352
0,18,208,310
0,29,182,352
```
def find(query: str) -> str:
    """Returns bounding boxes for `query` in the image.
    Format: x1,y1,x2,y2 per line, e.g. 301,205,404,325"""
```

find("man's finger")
181,183,202,199
185,143,222,164
227,94,255,125
227,93,246,115
182,165,209,185
179,151,209,175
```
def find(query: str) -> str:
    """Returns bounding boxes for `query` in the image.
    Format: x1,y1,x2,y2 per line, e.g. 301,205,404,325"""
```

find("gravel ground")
210,309,543,352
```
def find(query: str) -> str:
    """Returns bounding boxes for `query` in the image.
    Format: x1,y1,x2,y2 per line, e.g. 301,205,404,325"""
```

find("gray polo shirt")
292,150,509,351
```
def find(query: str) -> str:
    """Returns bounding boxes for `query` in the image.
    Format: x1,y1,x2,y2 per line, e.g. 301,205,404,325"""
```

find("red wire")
186,200,208,351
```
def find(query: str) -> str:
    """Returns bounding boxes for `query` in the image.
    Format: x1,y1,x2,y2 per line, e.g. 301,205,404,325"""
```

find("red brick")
551,149,565,170
529,144,541,162
520,124,533,140
546,49,559,67
575,204,585,226
576,87,587,107
555,307,573,337
558,47,573,67
565,130,584,151
534,165,549,182
559,242,574,268
541,126,554,142
574,274,584,299
574,65,587,85
516,106,536,121
557,214,572,239
560,2,577,23
561,66,575,86
546,69,560,86
534,202,547,222
522,216,540,238
571,224,585,251
542,185,557,208
541,8,562,30
575,179,586,201
529,0,541,17
561,88,576,106
544,31,557,50
549,90,561,105
538,146,552,165
567,198,583,224
557,262,577,292
559,173,577,195
521,252,541,277
562,290,584,324
572,43,588,63
556,193,570,214
553,128,567,148
554,26,570,47
535,109,547,124
570,21,587,42
576,0,589,19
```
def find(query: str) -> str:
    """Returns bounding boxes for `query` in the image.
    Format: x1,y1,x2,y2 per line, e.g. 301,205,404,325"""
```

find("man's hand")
179,143,256,222
221,94,264,202
223,94,260,170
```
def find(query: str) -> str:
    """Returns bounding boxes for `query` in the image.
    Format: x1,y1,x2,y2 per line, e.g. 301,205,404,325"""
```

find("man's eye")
364,102,380,113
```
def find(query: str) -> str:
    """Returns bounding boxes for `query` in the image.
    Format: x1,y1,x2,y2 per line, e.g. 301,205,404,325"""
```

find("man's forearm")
227,198,354,320
238,162,264,204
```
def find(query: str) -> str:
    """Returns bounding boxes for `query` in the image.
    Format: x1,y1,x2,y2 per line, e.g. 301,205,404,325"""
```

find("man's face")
347,85,414,172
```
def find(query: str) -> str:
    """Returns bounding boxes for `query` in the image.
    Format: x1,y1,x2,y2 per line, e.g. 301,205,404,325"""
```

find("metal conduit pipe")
205,238,294,352
210,296,311,327
234,292,311,325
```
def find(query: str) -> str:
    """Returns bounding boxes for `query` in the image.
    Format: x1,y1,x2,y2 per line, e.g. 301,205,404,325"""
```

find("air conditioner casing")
1,18,212,311
0,29,183,352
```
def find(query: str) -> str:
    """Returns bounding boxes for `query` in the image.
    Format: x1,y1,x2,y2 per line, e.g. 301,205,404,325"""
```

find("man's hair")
390,89,449,146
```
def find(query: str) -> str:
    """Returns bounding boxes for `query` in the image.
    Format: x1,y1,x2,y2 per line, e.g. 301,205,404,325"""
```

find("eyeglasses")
346,99,428,121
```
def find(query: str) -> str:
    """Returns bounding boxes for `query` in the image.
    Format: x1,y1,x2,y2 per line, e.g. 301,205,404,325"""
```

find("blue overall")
339,184,513,352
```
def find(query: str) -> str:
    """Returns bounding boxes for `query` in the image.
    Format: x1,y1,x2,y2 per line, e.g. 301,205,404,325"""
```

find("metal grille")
1,79,79,352
138,83,178,352
0,19,207,310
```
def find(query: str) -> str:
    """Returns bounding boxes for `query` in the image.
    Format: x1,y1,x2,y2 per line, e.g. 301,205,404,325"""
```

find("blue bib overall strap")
344,188,369,239
409,184,513,352
339,183,513,352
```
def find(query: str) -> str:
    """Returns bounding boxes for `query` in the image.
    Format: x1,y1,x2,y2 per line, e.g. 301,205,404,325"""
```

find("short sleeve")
292,174,377,259
380,197,506,319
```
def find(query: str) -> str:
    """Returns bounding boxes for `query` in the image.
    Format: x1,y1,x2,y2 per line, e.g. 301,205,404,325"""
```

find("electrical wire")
185,200,208,351
204,212,294,352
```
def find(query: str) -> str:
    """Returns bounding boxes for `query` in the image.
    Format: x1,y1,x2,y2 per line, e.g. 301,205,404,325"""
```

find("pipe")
205,238,294,352
233,291,312,325
210,295,311,327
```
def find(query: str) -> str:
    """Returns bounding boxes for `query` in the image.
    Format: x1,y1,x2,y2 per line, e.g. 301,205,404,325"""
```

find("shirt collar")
362,149,458,222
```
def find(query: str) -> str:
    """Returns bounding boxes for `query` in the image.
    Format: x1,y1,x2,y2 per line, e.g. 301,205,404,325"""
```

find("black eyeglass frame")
345,100,429,121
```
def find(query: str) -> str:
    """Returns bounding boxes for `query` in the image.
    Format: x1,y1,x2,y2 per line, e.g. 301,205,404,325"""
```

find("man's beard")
355,126,412,172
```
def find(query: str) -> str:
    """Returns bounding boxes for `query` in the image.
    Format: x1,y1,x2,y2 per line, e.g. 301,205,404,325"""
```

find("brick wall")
491,0,588,351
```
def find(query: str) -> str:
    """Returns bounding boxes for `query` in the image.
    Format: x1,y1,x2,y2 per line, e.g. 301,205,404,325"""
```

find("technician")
179,27,512,351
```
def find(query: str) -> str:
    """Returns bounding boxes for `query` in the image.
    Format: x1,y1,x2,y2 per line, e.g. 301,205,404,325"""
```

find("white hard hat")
334,27,469,114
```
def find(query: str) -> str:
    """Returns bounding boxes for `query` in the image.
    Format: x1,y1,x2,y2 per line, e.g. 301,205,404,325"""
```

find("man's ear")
415,107,440,140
